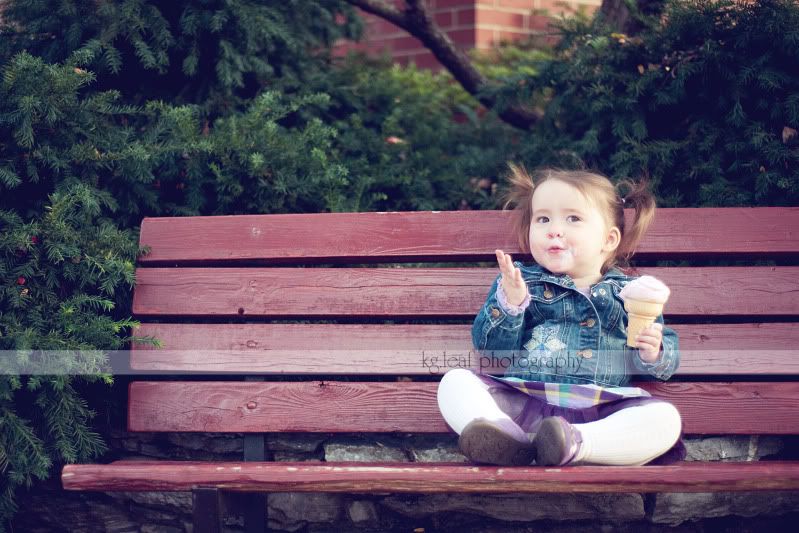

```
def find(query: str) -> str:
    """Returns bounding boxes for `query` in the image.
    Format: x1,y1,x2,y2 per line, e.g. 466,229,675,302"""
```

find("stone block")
382,493,645,521
111,491,193,513
650,491,799,526
407,435,466,462
166,433,243,454
141,524,183,533
273,450,321,461
683,436,784,462
268,434,326,453
268,493,343,531
84,500,141,532
347,500,380,527
324,440,409,462
410,444,468,462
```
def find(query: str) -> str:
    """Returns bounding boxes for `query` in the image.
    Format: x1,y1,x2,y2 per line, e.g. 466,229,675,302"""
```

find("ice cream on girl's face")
528,180,620,288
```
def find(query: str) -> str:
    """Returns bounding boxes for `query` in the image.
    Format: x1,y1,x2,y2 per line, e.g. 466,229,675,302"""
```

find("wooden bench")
62,208,799,532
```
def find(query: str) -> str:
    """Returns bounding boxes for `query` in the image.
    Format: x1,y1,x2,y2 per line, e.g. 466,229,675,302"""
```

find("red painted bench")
62,208,799,532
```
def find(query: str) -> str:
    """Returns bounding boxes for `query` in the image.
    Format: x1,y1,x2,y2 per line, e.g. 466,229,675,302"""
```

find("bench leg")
243,376,268,532
243,492,267,533
192,487,222,533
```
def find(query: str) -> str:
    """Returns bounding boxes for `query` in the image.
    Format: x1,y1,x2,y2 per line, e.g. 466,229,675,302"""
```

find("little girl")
437,167,684,467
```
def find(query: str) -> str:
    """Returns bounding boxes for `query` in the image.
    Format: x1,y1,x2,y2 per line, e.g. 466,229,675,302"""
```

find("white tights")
437,368,682,466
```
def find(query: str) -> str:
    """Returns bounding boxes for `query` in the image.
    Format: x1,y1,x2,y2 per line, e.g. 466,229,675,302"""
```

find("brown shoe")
533,416,583,466
458,418,536,466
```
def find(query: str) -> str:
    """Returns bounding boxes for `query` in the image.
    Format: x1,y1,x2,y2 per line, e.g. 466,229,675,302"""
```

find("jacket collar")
516,263,628,289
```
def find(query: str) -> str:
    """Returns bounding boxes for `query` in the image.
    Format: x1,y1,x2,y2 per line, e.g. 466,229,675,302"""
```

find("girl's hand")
495,249,528,306
636,322,663,363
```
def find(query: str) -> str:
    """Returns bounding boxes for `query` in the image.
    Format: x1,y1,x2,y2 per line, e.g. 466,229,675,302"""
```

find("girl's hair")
500,164,656,272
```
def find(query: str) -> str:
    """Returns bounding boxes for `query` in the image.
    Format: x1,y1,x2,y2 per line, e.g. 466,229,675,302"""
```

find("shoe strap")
559,423,583,466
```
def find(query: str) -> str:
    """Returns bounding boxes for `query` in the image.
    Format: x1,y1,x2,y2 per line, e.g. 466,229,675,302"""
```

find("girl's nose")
548,229,564,239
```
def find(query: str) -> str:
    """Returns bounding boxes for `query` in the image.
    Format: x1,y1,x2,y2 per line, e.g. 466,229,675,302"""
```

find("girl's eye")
567,215,581,223
536,216,549,223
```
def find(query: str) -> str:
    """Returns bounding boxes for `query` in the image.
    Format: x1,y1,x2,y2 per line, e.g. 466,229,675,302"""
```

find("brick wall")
334,0,601,70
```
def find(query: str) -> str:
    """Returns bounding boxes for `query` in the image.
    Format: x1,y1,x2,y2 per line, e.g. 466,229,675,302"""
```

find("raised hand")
495,249,528,306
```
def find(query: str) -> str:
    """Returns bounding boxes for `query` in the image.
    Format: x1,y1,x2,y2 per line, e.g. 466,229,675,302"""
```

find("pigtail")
499,162,537,254
614,179,656,266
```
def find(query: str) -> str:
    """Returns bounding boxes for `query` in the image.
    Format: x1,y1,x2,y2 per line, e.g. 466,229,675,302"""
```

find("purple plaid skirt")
475,371,687,465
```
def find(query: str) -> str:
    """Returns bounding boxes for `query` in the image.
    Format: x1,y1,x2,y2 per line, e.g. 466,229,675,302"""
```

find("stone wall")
13,423,799,532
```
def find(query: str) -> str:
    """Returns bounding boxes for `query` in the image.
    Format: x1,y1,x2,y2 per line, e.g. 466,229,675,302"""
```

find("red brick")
384,35,426,52
434,0,490,8
528,14,554,31
434,10,455,27
474,28,497,47
405,52,444,70
537,0,586,16
367,18,405,38
544,33,561,46
497,30,532,43
331,40,377,59
476,9,526,28
447,28,477,47
496,0,535,9
456,8,477,25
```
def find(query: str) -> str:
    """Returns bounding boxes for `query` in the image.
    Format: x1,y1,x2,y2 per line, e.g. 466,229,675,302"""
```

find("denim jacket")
471,262,679,387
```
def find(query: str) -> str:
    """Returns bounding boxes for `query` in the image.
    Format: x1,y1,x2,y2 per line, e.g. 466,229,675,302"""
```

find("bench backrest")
129,208,799,436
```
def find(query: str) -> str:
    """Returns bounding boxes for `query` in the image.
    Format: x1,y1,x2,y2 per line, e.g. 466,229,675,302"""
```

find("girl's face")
528,179,620,287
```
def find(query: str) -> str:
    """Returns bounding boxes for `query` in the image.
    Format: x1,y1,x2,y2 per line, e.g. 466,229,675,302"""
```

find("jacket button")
580,318,596,327
543,290,554,298
577,349,593,359
598,288,607,295
491,307,501,318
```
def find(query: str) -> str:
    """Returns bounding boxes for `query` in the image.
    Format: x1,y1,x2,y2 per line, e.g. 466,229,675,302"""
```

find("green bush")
0,52,147,527
498,0,799,206
0,3,512,525
290,54,519,212
0,2,364,527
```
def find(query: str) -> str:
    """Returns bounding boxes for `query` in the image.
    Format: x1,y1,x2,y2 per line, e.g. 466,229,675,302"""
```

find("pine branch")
345,0,542,130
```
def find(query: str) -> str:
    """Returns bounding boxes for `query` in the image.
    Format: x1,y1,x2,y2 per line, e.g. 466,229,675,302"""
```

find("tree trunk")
343,0,668,131
599,0,667,35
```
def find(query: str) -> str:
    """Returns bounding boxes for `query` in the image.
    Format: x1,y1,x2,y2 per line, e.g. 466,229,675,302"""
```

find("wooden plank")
127,381,799,435
132,266,799,318
131,323,799,376
137,208,799,264
62,460,799,493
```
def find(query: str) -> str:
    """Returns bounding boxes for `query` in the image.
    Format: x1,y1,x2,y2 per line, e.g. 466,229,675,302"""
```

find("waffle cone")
624,299,665,347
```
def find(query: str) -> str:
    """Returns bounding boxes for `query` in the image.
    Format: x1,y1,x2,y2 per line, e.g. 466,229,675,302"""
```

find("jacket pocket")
529,283,568,322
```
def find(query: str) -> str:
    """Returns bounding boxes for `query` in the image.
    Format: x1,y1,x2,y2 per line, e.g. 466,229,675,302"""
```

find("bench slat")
128,381,799,435
131,323,799,375
138,208,799,264
62,460,799,493
132,266,799,318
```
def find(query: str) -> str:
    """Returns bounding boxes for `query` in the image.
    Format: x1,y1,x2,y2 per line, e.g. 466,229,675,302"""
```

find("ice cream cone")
624,299,664,347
